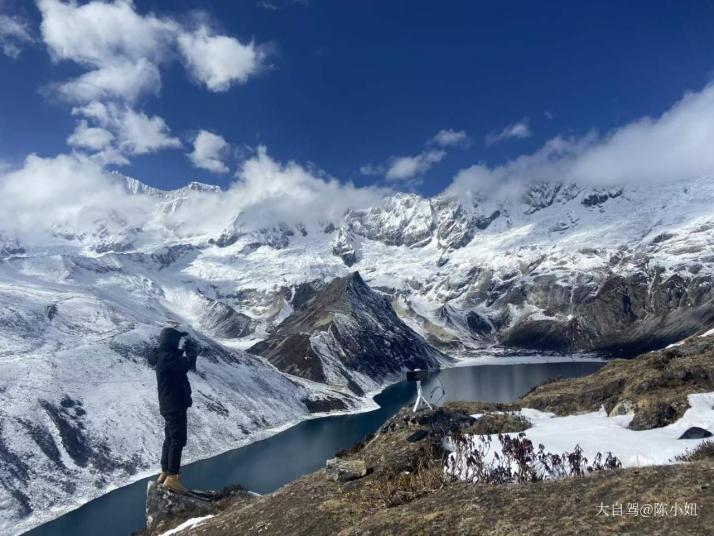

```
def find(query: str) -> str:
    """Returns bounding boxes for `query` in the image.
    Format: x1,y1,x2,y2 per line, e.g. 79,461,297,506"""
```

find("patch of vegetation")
446,432,621,484
675,440,714,462
365,435,452,508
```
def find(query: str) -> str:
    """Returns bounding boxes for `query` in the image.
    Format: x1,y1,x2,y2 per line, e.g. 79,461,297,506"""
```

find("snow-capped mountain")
1,173,714,533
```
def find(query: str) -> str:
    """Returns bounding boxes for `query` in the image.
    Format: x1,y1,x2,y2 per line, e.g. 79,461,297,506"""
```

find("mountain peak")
184,181,221,193
249,273,447,393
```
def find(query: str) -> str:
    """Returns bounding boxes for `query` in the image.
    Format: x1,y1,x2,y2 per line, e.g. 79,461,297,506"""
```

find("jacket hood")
159,327,188,349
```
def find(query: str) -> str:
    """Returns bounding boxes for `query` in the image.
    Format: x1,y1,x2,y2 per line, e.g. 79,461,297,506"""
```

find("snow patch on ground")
158,515,215,536
450,392,714,483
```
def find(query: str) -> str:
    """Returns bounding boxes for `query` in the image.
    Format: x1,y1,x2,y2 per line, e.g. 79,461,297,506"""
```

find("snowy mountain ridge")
1,172,714,533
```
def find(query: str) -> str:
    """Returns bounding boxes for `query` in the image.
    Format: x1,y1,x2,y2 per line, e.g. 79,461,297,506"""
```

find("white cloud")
178,25,264,92
35,1,266,165
67,120,114,151
115,108,181,155
366,128,466,181
486,120,532,145
257,1,279,11
36,0,182,164
54,59,161,104
188,130,231,174
37,1,265,98
359,163,384,176
385,150,445,181
71,100,110,123
90,147,131,166
447,84,714,196
0,13,34,58
0,153,149,239
37,0,175,68
222,146,386,227
431,128,469,147
0,147,387,242
72,102,181,157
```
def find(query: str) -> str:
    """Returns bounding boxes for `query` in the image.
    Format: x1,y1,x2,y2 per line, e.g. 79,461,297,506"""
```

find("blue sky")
1,0,714,196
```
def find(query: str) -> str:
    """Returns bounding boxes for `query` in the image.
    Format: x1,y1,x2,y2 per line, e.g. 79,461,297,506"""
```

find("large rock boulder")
679,426,713,439
629,402,677,431
325,458,367,482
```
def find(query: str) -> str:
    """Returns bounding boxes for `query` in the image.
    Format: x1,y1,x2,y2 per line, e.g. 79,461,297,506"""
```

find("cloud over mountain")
385,150,445,181
0,146,387,242
449,84,714,196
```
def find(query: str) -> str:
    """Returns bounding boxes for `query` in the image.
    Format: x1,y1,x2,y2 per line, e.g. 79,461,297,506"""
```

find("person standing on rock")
153,325,198,494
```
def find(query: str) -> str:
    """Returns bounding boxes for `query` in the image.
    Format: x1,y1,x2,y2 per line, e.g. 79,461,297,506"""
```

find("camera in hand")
182,338,198,359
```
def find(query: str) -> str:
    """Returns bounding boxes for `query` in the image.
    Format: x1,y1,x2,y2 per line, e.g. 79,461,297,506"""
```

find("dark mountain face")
497,271,714,356
249,272,449,394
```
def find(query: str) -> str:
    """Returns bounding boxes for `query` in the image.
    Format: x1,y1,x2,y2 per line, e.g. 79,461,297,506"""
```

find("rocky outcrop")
331,227,360,266
581,187,623,207
325,458,367,482
345,193,435,247
630,401,677,430
249,272,449,394
521,335,714,429
522,183,565,214
144,481,253,535
211,221,296,250
197,298,252,338
0,236,25,256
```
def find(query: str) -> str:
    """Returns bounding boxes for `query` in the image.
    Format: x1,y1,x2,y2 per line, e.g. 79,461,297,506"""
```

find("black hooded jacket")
155,327,197,416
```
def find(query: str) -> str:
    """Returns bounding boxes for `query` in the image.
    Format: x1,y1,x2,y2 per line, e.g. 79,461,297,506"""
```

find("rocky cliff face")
499,270,714,355
250,272,450,395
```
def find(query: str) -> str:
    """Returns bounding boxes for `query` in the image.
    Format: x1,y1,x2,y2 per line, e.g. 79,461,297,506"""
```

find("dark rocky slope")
250,272,449,395
498,271,714,356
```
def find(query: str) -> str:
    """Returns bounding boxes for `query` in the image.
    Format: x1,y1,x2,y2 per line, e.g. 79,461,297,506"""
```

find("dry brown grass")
676,440,714,462
363,438,453,508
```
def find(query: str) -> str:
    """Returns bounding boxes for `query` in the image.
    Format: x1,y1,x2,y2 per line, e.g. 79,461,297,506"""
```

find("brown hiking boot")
162,474,188,494
157,472,168,484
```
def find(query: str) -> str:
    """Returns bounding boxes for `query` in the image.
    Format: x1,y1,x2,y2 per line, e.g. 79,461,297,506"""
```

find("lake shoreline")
22,353,605,536
148,336,714,536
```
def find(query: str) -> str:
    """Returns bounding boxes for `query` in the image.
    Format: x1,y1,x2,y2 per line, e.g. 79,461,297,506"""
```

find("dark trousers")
161,411,187,474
